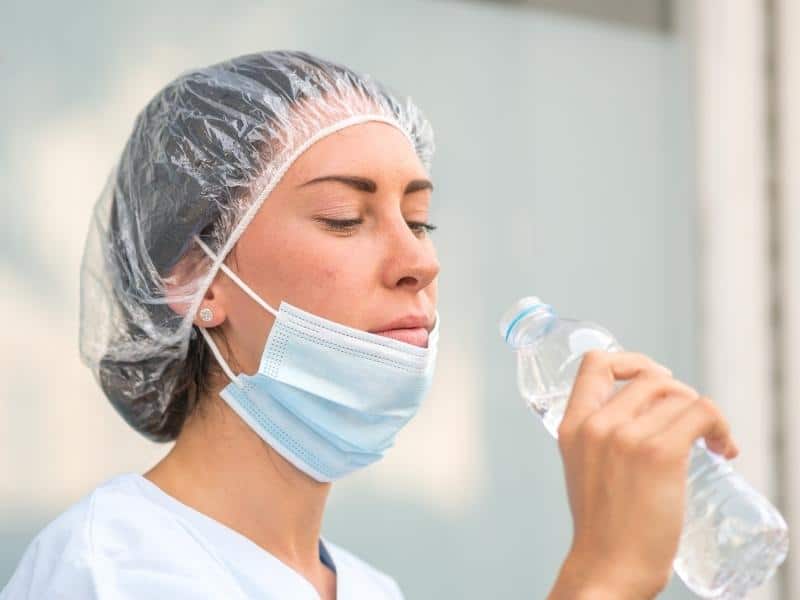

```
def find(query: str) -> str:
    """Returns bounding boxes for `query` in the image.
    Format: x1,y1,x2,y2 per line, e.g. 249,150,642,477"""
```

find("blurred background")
2,0,799,598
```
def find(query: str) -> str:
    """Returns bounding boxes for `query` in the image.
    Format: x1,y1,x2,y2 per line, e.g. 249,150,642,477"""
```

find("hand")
547,350,738,599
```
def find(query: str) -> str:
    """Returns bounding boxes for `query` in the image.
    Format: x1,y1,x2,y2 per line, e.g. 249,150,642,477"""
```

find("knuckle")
610,427,639,453
624,373,668,399
658,380,688,400
639,439,674,464
697,394,717,412
643,372,673,387
580,416,609,444
694,395,722,421
649,377,696,400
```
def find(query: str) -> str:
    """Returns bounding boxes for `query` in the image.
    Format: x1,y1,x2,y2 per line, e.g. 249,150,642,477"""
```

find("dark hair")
97,223,237,441
158,242,246,439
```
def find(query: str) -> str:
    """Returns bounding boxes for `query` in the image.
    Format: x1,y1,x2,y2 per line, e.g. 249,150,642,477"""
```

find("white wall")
686,0,799,597
777,0,800,597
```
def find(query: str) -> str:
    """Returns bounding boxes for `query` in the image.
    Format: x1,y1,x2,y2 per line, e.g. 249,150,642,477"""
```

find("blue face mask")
193,236,440,482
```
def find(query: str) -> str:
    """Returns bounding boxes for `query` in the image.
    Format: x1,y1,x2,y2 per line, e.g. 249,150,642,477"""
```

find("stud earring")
199,307,214,323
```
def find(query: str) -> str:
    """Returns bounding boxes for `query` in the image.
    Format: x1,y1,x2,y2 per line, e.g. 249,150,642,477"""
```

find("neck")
145,393,332,573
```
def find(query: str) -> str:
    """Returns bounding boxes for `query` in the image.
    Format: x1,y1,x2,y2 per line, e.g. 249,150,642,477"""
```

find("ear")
163,249,228,329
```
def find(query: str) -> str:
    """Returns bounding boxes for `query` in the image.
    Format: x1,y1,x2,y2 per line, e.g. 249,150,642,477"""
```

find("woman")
2,50,737,599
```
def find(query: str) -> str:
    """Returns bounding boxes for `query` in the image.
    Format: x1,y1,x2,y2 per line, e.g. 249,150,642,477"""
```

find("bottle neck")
505,303,557,348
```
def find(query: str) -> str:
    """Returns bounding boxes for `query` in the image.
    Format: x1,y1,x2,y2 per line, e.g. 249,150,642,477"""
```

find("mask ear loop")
192,234,280,386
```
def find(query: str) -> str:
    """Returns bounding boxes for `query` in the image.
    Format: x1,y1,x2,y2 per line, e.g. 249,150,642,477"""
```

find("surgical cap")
79,50,435,441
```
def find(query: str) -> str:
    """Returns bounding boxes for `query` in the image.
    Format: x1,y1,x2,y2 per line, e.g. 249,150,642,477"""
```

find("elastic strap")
193,235,279,317
193,235,281,386
197,326,240,386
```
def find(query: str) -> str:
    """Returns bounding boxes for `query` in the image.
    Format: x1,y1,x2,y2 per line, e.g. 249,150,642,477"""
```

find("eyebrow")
298,175,434,194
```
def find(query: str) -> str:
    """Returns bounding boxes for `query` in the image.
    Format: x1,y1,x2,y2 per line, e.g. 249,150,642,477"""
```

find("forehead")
286,121,426,183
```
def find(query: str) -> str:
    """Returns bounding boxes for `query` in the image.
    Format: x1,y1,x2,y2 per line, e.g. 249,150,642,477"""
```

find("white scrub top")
0,474,404,599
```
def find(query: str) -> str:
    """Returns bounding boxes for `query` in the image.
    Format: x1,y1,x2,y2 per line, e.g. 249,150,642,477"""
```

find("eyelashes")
316,218,437,235
317,218,362,231
407,221,438,234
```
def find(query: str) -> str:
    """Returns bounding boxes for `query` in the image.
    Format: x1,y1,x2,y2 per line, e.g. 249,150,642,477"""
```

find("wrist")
548,549,661,600
548,558,619,600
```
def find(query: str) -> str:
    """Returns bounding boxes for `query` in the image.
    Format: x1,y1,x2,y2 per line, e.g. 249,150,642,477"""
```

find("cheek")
311,256,367,296
278,237,365,299
301,244,378,313
247,216,377,311
319,264,339,283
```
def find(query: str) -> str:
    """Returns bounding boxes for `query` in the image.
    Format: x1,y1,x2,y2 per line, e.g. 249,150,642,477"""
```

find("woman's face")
207,121,439,376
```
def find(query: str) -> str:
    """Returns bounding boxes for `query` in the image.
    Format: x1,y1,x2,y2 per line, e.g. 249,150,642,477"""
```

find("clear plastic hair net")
79,50,434,441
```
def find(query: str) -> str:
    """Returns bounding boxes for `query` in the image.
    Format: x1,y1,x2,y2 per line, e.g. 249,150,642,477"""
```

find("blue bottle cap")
499,296,551,343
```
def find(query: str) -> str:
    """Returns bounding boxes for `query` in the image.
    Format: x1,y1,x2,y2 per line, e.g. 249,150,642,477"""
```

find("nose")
380,216,440,292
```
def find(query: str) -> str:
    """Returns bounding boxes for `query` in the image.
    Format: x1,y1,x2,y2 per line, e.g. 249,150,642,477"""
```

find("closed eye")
315,218,362,231
315,218,437,234
406,221,437,234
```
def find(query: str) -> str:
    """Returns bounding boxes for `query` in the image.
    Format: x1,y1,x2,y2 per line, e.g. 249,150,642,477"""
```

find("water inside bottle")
674,444,789,598
524,390,569,437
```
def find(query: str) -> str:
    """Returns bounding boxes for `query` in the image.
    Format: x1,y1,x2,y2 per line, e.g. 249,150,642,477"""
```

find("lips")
372,327,429,348
369,312,434,348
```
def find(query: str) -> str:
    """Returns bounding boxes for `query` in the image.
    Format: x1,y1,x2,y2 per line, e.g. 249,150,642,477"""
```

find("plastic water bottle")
499,296,788,599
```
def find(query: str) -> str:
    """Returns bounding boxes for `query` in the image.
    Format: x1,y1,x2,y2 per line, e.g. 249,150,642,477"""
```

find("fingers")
649,395,738,460
559,351,738,461
586,375,700,435
613,392,695,440
560,351,672,439
607,393,696,460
